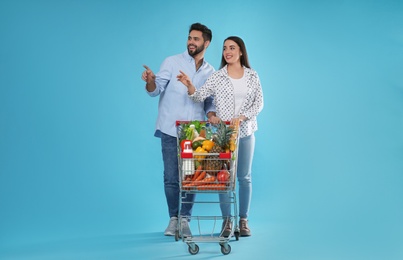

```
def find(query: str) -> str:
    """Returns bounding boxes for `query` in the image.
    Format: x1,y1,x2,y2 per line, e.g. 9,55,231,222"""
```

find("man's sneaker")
221,218,232,237
164,217,178,236
240,218,251,237
180,219,192,238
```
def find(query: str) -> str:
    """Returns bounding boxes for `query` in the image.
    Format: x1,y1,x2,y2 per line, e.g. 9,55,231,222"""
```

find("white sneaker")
180,219,192,238
164,217,178,236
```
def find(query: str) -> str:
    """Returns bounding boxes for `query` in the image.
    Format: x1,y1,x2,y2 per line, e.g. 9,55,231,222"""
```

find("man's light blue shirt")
147,51,215,137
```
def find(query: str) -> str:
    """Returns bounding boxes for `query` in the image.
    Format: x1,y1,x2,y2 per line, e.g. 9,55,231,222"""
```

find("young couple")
141,22,264,238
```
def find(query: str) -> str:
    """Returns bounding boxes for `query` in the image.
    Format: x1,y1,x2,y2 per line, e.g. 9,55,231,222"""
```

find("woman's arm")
242,72,264,120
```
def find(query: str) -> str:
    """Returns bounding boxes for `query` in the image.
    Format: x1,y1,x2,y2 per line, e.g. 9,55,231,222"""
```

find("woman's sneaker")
240,218,251,236
164,217,178,236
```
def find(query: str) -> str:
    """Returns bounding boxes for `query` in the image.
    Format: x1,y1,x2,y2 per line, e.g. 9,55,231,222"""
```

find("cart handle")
176,120,231,126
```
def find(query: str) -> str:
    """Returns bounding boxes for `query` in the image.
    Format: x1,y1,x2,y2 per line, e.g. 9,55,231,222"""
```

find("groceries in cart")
177,120,239,192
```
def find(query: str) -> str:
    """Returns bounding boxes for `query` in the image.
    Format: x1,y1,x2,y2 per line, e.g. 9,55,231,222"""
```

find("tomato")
217,170,230,183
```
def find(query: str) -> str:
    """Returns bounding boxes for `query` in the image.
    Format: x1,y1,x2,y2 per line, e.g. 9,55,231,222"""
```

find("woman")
177,36,264,237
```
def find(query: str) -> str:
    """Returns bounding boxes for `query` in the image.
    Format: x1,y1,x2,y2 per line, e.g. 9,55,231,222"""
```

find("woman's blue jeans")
161,133,195,218
220,134,255,219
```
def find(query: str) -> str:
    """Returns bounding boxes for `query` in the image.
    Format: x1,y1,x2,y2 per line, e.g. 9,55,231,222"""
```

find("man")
141,23,215,237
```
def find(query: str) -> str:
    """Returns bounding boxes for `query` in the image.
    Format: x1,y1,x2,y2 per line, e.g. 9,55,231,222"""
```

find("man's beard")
188,44,205,57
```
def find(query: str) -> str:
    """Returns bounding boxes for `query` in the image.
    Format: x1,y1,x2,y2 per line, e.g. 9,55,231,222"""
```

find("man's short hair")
189,23,212,43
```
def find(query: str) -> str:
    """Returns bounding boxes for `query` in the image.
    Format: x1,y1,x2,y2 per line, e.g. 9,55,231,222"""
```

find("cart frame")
175,120,241,255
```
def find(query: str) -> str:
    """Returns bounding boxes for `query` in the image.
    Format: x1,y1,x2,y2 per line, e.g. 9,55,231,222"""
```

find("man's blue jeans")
161,133,195,218
219,134,255,219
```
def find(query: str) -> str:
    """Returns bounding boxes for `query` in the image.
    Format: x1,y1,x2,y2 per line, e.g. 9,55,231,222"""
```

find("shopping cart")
175,120,240,255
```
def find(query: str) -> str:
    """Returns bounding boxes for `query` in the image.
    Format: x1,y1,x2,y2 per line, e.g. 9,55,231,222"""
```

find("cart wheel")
234,231,240,241
188,244,199,255
174,230,179,241
220,243,231,255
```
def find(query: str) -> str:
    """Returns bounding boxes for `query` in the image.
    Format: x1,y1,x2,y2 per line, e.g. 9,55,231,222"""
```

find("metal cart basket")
175,120,240,255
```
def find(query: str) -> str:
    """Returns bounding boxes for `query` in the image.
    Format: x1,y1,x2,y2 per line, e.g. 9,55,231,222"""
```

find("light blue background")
1,0,402,259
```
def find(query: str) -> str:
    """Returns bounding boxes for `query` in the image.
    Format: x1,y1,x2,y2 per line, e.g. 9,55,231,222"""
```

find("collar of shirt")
181,51,206,71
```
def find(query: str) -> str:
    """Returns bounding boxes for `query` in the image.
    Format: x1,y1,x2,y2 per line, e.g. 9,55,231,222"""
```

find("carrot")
195,165,203,174
200,176,216,183
195,171,206,181
216,183,227,190
182,182,198,191
183,182,198,187
197,185,205,191
192,165,203,181
197,184,211,190
182,183,191,190
182,175,192,185
205,183,226,191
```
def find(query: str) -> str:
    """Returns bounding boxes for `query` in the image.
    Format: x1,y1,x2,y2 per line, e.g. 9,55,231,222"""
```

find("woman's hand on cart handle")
231,116,246,127
238,115,247,121
208,115,221,124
